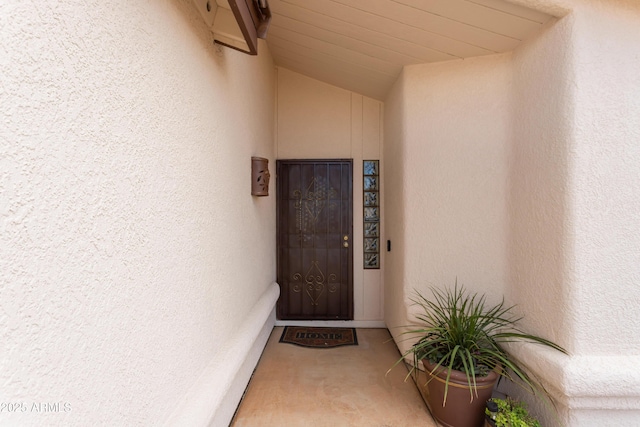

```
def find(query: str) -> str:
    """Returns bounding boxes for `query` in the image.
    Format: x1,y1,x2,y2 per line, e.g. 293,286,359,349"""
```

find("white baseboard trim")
164,282,280,427
275,319,386,328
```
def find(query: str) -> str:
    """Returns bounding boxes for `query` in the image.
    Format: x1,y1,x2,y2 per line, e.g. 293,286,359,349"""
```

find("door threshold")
275,320,386,328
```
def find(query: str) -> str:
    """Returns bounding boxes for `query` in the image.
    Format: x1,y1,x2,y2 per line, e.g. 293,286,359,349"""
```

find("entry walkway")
231,327,438,427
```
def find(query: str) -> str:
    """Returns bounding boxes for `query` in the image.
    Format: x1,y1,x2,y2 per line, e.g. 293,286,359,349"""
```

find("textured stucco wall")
509,2,640,425
509,15,575,352
510,0,640,354
569,0,640,355
507,13,578,425
381,71,408,340
0,1,276,426
385,0,640,424
276,68,384,323
383,54,512,353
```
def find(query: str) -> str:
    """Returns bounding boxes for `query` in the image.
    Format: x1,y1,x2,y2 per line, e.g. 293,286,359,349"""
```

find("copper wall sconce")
251,157,270,196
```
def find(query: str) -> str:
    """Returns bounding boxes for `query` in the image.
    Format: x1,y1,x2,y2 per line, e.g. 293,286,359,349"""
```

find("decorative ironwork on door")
277,160,353,320
290,261,339,306
293,176,338,241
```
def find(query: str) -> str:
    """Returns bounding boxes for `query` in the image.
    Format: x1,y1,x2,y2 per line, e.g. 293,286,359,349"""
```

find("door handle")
343,241,349,248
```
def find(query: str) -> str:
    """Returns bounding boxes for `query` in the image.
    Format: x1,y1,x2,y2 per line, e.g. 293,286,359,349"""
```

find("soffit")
267,0,554,100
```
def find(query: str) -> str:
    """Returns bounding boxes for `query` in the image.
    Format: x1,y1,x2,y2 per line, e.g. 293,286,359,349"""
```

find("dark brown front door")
276,160,353,320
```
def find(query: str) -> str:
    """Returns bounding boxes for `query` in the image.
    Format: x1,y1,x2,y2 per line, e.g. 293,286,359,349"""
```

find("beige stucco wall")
385,0,640,425
509,2,640,425
569,0,640,356
509,15,575,352
276,68,384,323
506,13,579,425
0,1,277,426
3,0,639,425
383,53,512,348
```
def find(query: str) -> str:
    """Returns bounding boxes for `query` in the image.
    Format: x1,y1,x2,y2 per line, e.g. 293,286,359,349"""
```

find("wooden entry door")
277,160,353,320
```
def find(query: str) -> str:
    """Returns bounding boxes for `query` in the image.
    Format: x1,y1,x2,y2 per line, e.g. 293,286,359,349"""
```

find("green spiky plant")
394,283,567,406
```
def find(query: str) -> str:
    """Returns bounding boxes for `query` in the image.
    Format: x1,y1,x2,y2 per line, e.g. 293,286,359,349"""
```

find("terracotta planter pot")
422,360,499,427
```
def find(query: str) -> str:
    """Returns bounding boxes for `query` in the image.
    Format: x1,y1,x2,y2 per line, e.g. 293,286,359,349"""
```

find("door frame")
276,159,354,320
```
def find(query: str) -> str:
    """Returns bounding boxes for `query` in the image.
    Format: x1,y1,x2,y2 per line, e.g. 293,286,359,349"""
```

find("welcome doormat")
279,326,358,348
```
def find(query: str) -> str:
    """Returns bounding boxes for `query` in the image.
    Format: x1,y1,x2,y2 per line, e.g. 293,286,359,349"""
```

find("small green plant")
486,397,541,427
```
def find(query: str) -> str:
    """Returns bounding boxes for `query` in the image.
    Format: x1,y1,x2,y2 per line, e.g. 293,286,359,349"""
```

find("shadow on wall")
382,71,409,348
507,15,574,353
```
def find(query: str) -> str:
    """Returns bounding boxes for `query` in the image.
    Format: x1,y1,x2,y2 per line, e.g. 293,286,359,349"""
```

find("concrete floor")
231,327,438,427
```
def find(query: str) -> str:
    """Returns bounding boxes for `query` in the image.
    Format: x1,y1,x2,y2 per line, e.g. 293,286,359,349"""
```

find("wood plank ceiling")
267,0,554,100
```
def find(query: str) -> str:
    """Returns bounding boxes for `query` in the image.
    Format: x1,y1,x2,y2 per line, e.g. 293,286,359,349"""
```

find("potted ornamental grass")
392,283,567,427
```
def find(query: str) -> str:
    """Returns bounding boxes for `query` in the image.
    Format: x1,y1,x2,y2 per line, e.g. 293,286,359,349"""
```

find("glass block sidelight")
363,160,380,269
364,222,379,237
364,238,379,252
364,176,378,190
364,191,378,206
363,161,378,176
364,253,379,269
